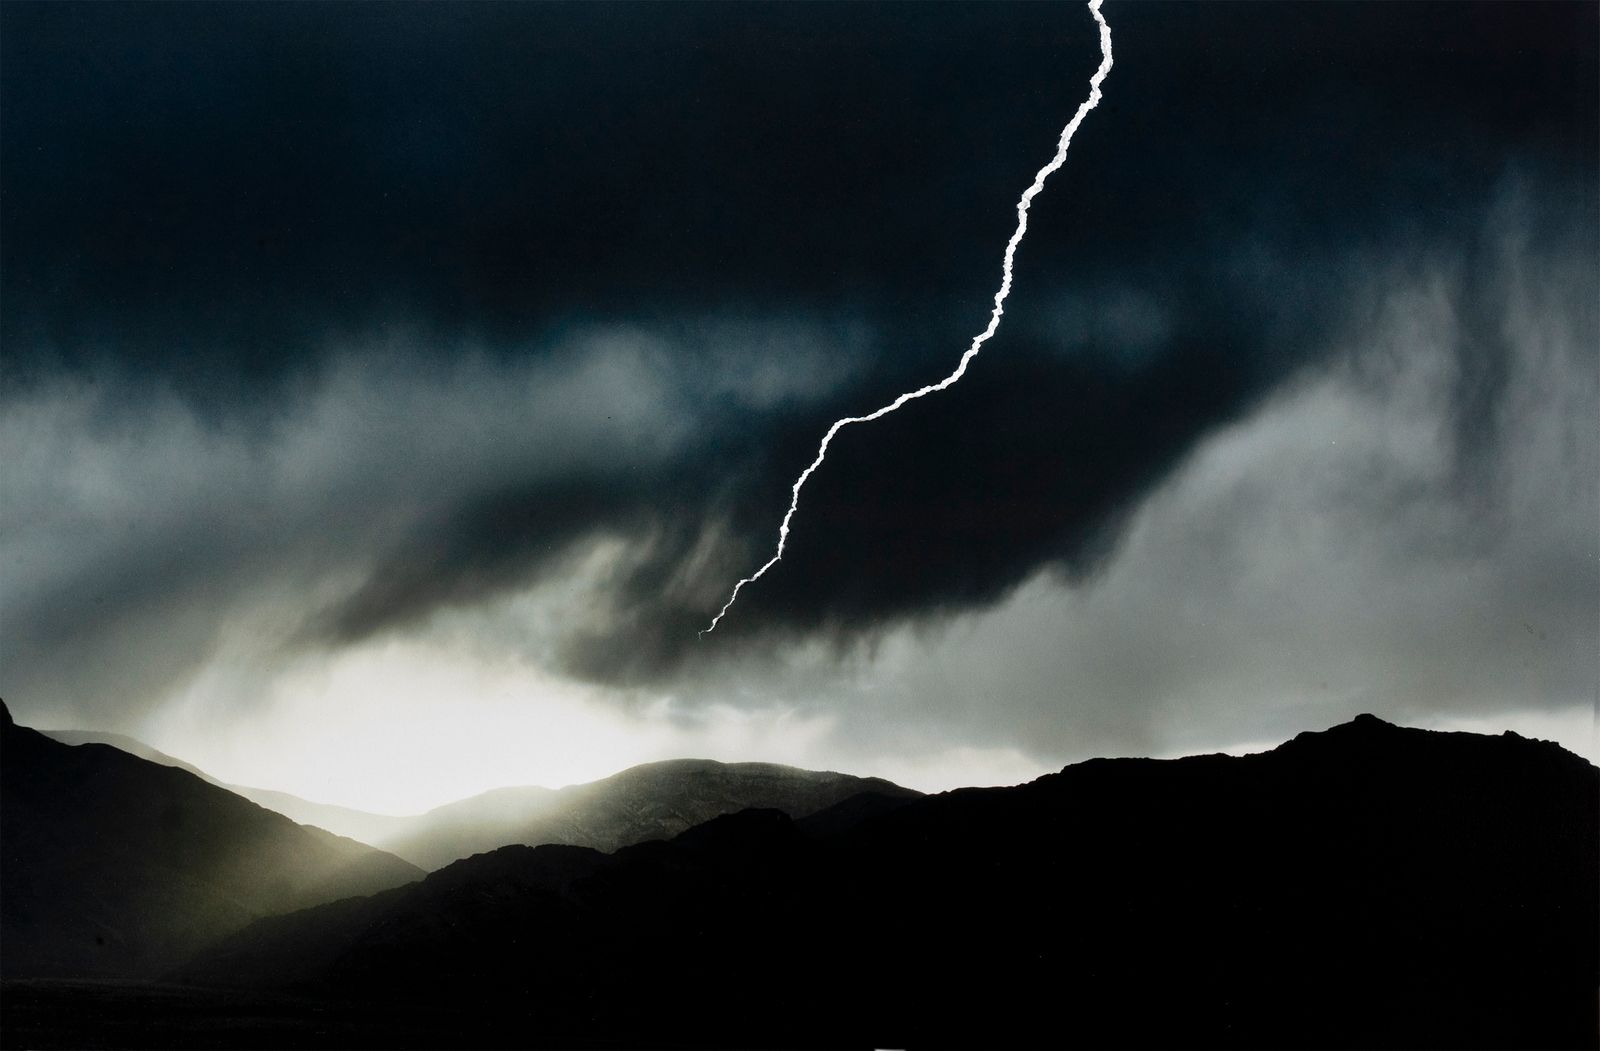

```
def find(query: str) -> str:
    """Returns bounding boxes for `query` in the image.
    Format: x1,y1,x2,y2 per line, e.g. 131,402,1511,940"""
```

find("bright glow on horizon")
141,640,811,813
118,642,1596,816
127,631,1048,814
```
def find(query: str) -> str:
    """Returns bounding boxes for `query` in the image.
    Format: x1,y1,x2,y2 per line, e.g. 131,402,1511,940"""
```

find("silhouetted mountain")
379,758,922,869
39,728,414,847
0,703,423,979
34,730,920,869
40,729,216,782
159,715,1596,1049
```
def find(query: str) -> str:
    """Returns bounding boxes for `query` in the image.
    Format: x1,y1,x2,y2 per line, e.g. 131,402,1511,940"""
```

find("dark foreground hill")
31,714,1575,1050
0,703,422,980
39,728,413,848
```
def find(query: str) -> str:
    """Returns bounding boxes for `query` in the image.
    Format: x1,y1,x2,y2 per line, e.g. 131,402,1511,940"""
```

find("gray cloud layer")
2,3,1594,772
4,183,1594,770
851,195,1597,762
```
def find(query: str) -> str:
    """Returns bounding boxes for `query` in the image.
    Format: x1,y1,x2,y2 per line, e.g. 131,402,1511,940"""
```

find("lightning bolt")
702,0,1114,636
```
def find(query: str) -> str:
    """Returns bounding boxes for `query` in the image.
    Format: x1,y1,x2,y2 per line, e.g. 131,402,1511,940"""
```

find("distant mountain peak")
1278,712,1415,751
1316,712,1400,735
1296,712,1575,750
381,754,920,870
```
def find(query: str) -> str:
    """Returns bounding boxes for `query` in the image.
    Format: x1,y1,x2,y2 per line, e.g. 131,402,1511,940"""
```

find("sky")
3,1,1596,814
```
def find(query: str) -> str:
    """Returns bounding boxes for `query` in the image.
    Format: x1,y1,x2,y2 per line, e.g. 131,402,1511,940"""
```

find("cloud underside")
4,185,1595,772
1,2,1595,785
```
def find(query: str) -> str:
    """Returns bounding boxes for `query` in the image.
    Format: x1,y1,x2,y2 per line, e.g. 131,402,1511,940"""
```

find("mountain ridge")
379,755,920,869
33,724,922,870
37,728,417,846
166,712,1596,1048
0,702,424,980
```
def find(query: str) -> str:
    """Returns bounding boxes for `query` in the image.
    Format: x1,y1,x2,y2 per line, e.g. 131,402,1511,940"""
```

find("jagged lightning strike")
702,0,1114,636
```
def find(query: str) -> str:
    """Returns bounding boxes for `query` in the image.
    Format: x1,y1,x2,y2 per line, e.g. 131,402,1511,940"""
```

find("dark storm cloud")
2,1,1594,706
1,2,1102,381
7,1,1589,376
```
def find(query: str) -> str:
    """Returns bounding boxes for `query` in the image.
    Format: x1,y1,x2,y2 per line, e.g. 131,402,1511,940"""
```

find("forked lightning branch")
702,0,1115,636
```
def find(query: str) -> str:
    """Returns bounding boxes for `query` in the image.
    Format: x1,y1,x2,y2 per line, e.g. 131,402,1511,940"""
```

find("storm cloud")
2,1,1594,788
